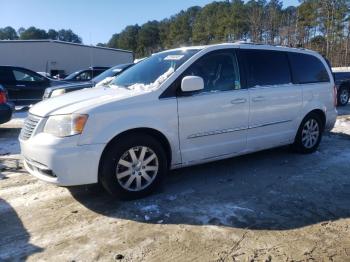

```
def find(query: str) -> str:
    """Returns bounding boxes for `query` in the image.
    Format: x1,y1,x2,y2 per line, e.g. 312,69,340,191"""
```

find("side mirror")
181,76,204,92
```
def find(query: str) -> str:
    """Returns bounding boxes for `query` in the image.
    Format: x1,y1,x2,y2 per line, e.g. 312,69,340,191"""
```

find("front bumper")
20,133,106,186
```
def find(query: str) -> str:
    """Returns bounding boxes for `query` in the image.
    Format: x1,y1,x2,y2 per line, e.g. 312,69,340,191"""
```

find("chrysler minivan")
19,43,337,199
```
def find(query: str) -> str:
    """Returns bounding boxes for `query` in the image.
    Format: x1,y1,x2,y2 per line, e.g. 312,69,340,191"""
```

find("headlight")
43,114,88,137
51,89,66,98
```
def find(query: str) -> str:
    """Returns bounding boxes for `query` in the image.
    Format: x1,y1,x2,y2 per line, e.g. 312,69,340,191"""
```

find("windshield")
93,64,132,84
110,49,199,91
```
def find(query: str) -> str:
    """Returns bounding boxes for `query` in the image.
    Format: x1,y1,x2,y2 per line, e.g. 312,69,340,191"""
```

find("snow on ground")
0,110,27,129
0,110,27,155
0,138,20,156
1,106,350,261
332,116,350,135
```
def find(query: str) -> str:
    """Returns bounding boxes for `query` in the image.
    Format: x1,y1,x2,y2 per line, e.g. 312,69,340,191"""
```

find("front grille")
20,114,41,140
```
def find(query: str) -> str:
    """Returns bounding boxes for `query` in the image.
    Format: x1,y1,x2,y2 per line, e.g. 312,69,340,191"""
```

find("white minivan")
19,43,337,199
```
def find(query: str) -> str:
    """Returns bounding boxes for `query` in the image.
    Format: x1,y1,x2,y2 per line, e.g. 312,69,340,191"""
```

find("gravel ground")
0,107,350,261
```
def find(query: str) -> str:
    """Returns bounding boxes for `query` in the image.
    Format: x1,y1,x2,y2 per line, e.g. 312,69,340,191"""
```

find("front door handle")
231,98,247,104
16,84,26,87
252,96,265,102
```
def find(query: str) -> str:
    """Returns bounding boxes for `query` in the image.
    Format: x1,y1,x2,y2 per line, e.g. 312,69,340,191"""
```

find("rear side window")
288,53,330,84
0,68,14,83
241,49,291,87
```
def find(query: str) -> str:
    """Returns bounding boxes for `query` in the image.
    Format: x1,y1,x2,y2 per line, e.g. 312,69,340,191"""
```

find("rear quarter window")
241,49,291,87
288,52,330,84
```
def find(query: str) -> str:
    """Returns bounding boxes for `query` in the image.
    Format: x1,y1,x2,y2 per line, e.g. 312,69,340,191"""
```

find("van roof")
166,42,318,56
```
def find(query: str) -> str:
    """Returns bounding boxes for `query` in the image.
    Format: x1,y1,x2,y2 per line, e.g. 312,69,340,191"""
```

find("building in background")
0,40,133,76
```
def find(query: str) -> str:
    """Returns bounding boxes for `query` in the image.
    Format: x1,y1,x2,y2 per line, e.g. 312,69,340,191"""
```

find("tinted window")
288,52,330,84
0,68,14,83
242,49,291,87
76,71,92,81
13,69,44,82
182,50,241,93
334,72,350,81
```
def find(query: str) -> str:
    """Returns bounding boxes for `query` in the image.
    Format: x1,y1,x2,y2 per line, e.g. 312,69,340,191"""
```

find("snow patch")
174,203,255,226
126,67,175,93
0,111,27,128
140,204,160,213
96,76,115,87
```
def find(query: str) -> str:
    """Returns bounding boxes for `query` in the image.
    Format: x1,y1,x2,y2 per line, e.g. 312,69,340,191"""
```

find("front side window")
288,52,330,84
111,49,199,91
13,69,44,82
242,49,291,87
181,50,241,93
76,71,92,81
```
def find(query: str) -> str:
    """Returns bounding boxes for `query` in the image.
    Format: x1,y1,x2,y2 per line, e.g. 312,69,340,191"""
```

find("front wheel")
99,134,168,200
292,113,323,154
338,88,349,106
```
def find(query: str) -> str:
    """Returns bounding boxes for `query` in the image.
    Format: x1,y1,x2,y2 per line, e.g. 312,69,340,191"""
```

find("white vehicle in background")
19,43,337,199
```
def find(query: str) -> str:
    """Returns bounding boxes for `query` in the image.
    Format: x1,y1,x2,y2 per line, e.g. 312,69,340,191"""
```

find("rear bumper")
0,103,14,124
325,108,338,131
20,133,106,186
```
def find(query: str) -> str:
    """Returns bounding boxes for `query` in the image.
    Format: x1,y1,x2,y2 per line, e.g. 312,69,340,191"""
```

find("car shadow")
337,103,350,116
70,131,350,231
0,198,43,260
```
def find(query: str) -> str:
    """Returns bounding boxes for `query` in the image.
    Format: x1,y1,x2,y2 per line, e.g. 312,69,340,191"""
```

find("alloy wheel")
116,146,159,191
301,119,320,149
340,89,349,105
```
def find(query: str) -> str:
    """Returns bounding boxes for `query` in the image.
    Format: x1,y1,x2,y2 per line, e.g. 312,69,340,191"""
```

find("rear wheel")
292,113,323,154
338,87,349,106
99,134,167,199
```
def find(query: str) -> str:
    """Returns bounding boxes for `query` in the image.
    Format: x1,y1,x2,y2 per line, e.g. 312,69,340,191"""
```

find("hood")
49,79,71,86
30,86,142,117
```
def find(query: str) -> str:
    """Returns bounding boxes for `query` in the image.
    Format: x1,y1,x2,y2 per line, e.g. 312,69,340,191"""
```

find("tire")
99,134,168,200
292,112,323,154
338,87,349,106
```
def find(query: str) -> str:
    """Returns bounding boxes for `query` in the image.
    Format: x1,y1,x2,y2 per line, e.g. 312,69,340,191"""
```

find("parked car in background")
332,67,350,106
63,67,109,82
20,43,337,199
43,63,134,99
37,72,53,79
0,84,14,124
0,66,68,106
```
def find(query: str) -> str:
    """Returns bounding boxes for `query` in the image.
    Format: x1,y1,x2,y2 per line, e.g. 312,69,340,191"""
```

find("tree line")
1,0,349,66
0,26,82,43
103,0,350,67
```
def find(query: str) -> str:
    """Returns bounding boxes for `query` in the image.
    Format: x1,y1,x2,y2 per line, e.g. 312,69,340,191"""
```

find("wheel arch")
307,109,326,130
339,81,350,90
298,108,326,134
98,127,172,179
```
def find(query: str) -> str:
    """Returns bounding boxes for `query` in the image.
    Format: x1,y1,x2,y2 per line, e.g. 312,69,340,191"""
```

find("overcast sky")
1,0,300,45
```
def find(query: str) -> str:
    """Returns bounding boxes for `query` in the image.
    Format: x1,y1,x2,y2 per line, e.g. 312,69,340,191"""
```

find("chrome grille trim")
20,114,41,140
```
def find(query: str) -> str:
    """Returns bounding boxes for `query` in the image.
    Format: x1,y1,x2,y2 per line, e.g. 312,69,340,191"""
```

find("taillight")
0,91,7,104
333,85,337,107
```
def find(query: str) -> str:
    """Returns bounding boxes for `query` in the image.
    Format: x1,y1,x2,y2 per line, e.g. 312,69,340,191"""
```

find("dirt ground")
1,107,350,262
